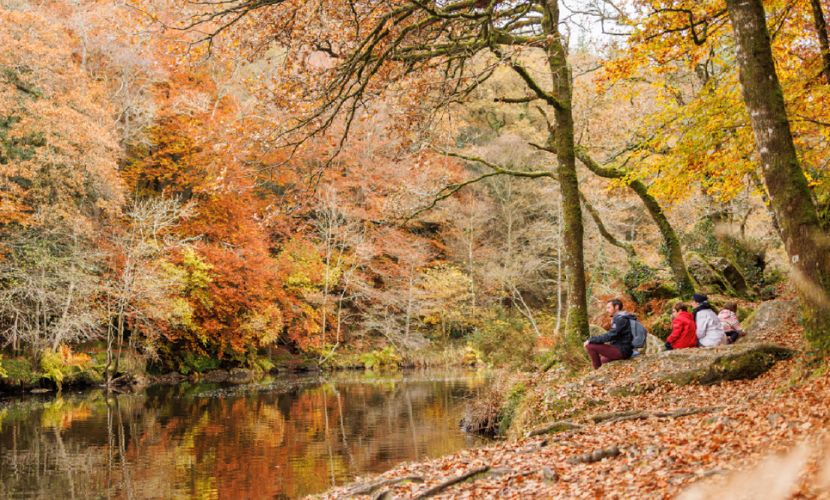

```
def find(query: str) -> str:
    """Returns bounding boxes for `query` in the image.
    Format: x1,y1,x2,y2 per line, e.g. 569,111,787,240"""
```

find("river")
0,369,489,499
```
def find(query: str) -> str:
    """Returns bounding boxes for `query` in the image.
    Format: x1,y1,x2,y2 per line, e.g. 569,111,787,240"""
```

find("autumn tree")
184,0,592,342
0,8,123,356
606,0,830,351
725,0,830,352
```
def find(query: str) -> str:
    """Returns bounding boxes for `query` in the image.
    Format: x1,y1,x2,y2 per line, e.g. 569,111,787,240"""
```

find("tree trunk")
810,0,830,85
580,190,637,259
627,181,695,297
544,0,589,341
727,0,830,353
555,193,563,335
576,149,695,297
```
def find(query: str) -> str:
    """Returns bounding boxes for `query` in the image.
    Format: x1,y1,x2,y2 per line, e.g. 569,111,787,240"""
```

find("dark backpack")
629,318,648,349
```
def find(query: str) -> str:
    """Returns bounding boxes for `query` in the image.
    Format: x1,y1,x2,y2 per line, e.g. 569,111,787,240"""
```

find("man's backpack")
629,318,648,349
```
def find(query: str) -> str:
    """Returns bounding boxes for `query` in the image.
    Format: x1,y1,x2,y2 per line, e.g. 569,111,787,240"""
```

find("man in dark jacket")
583,299,635,369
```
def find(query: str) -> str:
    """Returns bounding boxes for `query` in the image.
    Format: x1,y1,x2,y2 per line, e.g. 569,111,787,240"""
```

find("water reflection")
0,370,488,499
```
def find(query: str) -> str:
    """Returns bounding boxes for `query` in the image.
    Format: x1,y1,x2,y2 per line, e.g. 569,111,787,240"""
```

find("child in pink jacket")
718,302,745,344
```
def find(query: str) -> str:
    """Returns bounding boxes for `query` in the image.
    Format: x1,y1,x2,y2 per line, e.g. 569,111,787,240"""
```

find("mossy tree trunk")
543,0,589,341
576,149,695,298
810,0,830,85
727,0,830,354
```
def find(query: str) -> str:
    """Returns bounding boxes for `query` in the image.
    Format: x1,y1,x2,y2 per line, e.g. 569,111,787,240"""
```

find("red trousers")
585,343,624,369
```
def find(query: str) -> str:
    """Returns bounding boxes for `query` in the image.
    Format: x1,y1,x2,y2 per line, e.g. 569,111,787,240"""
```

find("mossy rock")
634,280,679,302
603,342,795,394
661,344,794,386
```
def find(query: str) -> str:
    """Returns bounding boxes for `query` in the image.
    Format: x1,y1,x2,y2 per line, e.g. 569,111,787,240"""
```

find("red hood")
677,310,694,322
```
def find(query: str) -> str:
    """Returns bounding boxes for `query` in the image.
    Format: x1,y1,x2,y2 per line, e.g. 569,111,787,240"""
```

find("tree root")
349,475,425,496
596,406,722,425
526,420,582,437
414,466,490,499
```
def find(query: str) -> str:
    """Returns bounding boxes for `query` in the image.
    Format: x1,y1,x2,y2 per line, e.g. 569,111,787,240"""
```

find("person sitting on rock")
665,302,698,350
718,302,746,344
692,293,727,347
583,299,634,369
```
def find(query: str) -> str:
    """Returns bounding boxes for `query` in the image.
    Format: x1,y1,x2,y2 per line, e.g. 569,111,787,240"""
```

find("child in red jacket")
665,302,698,350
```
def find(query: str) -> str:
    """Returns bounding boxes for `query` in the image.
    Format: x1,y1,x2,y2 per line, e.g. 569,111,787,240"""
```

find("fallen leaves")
320,330,830,499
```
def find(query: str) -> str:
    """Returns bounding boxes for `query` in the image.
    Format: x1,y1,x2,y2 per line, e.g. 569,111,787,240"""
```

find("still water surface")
0,370,488,499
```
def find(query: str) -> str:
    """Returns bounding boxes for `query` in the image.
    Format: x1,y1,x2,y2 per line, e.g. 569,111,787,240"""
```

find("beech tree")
725,0,830,352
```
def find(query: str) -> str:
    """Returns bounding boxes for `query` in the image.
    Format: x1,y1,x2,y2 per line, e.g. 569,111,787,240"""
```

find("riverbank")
0,343,478,397
319,303,830,498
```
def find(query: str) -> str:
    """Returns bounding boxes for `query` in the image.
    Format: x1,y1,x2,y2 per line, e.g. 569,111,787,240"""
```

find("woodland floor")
320,318,830,499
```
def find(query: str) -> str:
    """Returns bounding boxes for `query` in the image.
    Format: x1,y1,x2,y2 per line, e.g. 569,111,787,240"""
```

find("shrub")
470,307,535,370
178,352,220,375
0,357,38,386
39,351,65,389
623,260,659,304
359,346,401,370
254,356,275,373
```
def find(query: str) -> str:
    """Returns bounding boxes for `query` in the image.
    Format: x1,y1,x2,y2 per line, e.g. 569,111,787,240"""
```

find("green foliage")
0,355,7,379
497,382,526,434
623,260,659,304
359,346,401,371
683,217,720,257
39,351,66,390
178,352,221,375
470,307,535,369
254,356,275,373
0,357,37,386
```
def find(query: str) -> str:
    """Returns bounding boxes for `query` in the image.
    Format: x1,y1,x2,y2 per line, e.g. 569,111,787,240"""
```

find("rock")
688,254,748,294
642,333,666,355
688,254,720,288
605,446,620,457
228,368,256,384
30,388,51,394
153,372,186,385
202,369,229,383
606,342,795,391
669,344,794,386
541,467,558,482
744,300,798,335
633,280,679,302
591,450,605,462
